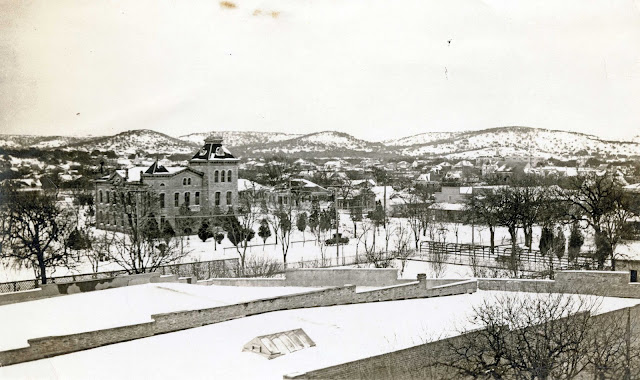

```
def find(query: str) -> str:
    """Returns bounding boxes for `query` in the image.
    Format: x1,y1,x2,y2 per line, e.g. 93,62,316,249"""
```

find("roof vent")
242,328,315,360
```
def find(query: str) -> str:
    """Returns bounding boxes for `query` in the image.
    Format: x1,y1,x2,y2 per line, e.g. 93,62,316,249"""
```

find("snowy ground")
0,283,319,352
0,211,589,283
1,290,638,380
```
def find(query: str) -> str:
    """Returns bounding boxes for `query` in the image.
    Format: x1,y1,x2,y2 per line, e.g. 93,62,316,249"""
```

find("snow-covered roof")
4,289,637,380
238,178,269,192
624,183,640,193
115,166,149,182
352,179,376,187
371,186,395,203
429,202,466,211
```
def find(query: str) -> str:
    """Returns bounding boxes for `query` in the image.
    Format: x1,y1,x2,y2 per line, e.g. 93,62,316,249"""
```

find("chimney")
417,273,427,287
140,170,143,184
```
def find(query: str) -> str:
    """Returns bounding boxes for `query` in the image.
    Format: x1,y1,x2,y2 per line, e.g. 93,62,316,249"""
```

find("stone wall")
478,271,640,298
0,273,180,306
205,268,412,287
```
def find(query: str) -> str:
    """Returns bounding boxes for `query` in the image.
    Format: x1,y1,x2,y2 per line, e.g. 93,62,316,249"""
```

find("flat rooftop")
1,290,639,379
0,283,320,352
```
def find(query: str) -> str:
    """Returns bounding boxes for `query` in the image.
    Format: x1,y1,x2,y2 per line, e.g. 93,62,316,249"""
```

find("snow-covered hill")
179,131,302,147
65,129,198,155
247,131,380,154
398,127,640,158
384,132,466,146
2,126,639,159
0,135,87,149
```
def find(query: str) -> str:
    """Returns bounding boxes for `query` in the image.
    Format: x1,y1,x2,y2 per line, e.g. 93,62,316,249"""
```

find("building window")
215,192,221,206
227,170,232,182
221,171,225,183
174,193,179,207
195,192,200,206
226,191,232,206
98,211,103,224
99,190,103,203
188,178,191,185
183,178,187,186
160,193,165,209
214,171,219,183
160,216,166,228
184,192,190,206
106,191,110,203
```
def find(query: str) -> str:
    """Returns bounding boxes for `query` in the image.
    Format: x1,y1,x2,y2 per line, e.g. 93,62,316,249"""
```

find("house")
433,186,472,204
332,179,377,212
269,178,333,206
95,135,239,234
238,178,270,201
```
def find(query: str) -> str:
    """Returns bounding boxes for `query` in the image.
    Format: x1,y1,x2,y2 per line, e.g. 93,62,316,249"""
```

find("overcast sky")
1,0,639,141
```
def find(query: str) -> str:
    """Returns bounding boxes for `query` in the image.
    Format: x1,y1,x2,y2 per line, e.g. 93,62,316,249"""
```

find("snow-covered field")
0,212,568,283
1,289,638,379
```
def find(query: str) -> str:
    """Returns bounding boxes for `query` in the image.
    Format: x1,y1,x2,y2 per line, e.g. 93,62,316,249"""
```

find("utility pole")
334,189,340,264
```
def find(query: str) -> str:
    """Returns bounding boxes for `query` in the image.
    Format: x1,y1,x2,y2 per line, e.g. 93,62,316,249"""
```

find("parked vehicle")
325,233,349,245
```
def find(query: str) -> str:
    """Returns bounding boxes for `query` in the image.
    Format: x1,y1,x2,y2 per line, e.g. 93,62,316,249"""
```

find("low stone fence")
0,274,476,367
204,268,413,287
0,273,186,306
478,271,640,298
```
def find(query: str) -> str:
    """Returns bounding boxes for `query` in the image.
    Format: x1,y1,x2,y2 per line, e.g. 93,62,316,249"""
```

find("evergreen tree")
553,226,566,260
296,212,308,243
258,218,271,245
568,223,585,262
539,226,554,257
197,221,213,242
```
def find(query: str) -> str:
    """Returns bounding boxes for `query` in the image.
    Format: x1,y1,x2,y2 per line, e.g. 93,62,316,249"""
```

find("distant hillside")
244,131,381,155
0,135,88,149
397,127,640,159
65,129,198,155
383,132,466,146
2,126,639,160
179,131,302,147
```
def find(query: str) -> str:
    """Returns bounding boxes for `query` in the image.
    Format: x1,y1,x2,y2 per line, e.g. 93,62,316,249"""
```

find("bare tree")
108,190,189,274
434,292,640,380
0,186,77,284
560,173,634,269
436,292,598,380
393,221,413,274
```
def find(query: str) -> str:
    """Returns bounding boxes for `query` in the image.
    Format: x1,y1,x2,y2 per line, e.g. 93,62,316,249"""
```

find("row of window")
214,170,232,183
159,191,233,208
97,212,169,229
99,189,234,208
97,211,124,227
98,190,132,205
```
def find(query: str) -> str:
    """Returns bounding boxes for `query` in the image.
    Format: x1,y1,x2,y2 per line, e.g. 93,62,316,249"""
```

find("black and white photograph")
1,0,640,378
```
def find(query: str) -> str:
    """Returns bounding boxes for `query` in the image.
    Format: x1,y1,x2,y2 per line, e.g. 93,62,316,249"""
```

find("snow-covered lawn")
0,211,590,283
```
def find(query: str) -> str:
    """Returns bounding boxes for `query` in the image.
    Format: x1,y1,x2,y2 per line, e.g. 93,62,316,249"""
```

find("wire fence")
0,253,374,294
0,258,238,294
417,241,597,275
